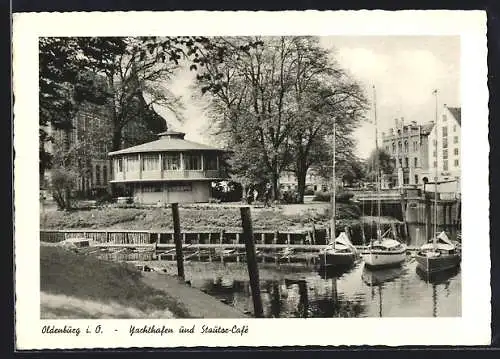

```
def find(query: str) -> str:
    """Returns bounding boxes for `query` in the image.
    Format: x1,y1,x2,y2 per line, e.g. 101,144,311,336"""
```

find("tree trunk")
63,128,71,209
296,167,307,204
112,127,122,151
271,171,280,202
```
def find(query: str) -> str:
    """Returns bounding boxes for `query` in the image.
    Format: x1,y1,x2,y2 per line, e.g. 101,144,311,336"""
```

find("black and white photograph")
14,11,489,348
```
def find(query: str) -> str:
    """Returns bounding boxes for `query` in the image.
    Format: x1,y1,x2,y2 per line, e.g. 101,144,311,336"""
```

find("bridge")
352,189,459,203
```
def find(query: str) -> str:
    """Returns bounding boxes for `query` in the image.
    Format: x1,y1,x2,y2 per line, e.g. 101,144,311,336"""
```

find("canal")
149,256,461,318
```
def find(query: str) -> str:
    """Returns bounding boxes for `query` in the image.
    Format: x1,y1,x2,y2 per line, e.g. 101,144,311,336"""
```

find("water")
184,259,461,318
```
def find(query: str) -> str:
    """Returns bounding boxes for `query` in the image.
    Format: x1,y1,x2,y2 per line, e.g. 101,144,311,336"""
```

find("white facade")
422,106,461,185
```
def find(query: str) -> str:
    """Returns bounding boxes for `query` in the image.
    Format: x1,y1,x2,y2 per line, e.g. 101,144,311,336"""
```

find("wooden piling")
219,231,224,263
171,203,184,280
442,203,447,230
425,195,432,240
240,207,264,318
274,231,279,265
236,233,240,263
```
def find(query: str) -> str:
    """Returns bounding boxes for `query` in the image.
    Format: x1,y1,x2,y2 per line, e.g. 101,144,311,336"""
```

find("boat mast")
373,85,381,240
331,120,336,247
433,89,439,248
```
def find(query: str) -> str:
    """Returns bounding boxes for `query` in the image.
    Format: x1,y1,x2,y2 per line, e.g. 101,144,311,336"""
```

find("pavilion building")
108,130,227,204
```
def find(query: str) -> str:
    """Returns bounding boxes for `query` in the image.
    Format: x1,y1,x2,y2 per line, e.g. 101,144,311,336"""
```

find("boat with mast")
318,119,358,270
415,89,461,274
363,85,407,269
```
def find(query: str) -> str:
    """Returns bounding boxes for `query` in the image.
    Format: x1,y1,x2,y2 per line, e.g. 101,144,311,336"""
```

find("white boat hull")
363,250,407,268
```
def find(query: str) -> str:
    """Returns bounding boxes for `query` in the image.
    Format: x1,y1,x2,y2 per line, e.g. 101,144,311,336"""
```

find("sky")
152,36,460,159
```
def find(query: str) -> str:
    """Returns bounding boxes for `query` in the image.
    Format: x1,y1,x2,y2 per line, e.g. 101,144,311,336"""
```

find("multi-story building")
421,105,461,191
43,92,167,198
381,118,434,188
279,169,329,193
108,130,228,204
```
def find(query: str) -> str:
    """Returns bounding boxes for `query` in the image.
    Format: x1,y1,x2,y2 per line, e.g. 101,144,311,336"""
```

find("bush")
313,191,354,203
282,191,300,204
304,188,315,196
95,192,116,206
50,168,78,210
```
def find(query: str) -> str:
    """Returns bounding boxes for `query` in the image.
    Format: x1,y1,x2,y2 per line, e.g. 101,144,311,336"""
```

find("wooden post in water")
442,203,447,233
171,203,184,280
236,233,240,263
287,234,291,263
399,192,409,242
240,207,264,318
448,204,454,238
219,231,224,263
425,195,432,240
274,231,279,264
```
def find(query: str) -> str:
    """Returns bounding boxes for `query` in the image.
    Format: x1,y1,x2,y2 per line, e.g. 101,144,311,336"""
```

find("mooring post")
219,231,224,263
274,231,279,265
442,203,447,232
240,206,264,318
425,195,432,240
171,203,185,280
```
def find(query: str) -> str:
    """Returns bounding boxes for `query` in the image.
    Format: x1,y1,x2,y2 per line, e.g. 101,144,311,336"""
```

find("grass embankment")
41,202,363,231
40,244,190,319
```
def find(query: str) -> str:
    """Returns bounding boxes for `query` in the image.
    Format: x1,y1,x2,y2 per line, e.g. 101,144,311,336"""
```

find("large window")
443,149,448,159
205,155,218,170
404,141,408,153
96,165,101,185
168,183,192,192
454,148,459,156
163,153,181,170
126,155,139,172
443,160,449,171
442,137,448,149
117,158,123,172
454,159,459,167
442,126,448,137
414,158,418,168
142,154,159,171
185,154,202,170
453,136,459,144
143,183,162,192
103,165,108,184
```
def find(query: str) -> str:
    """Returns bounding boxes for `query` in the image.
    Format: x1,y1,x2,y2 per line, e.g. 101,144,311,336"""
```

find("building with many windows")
108,130,228,204
421,105,461,188
381,119,434,187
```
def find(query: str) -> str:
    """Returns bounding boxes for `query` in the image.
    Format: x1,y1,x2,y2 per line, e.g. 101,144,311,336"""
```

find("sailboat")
318,120,358,270
415,90,461,274
363,86,407,269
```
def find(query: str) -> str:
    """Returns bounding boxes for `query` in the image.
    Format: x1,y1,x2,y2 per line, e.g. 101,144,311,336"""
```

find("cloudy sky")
153,36,460,159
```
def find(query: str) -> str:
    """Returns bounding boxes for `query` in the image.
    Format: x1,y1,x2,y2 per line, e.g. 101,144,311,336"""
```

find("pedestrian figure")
247,186,253,204
253,188,258,204
264,182,272,207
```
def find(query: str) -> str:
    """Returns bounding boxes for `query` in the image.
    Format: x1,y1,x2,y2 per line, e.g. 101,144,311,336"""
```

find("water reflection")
189,259,461,318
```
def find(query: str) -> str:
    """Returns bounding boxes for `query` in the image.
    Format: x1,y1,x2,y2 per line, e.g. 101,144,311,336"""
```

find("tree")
196,36,367,202
40,37,217,207
365,148,395,182
196,37,308,200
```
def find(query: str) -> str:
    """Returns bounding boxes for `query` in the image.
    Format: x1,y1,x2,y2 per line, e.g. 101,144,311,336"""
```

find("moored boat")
362,86,408,270
363,237,407,269
415,231,460,274
318,232,358,269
